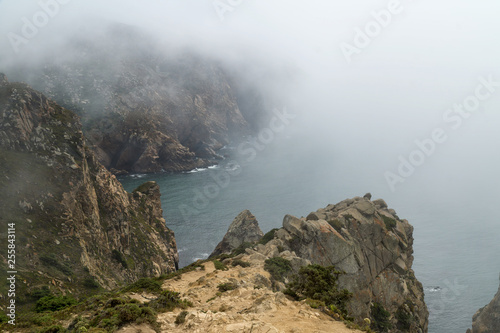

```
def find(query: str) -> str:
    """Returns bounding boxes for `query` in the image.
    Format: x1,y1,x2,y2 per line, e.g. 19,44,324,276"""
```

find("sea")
119,145,500,333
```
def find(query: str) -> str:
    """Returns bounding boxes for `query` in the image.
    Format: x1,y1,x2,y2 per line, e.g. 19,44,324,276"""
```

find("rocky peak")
210,209,264,257
220,196,428,332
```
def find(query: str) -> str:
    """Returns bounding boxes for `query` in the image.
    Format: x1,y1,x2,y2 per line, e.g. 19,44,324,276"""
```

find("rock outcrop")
213,197,428,332
210,210,264,258
279,196,428,332
467,281,500,333
0,75,178,295
10,25,253,173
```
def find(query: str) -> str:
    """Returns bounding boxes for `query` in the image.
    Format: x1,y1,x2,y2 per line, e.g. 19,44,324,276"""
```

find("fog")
1,0,499,204
1,1,500,331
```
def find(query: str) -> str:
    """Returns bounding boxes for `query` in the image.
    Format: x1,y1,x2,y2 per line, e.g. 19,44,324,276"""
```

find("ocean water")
119,147,500,333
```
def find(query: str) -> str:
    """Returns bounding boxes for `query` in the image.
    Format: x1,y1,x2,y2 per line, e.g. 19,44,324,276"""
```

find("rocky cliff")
10,25,253,174
0,74,178,297
213,195,428,332
467,281,500,333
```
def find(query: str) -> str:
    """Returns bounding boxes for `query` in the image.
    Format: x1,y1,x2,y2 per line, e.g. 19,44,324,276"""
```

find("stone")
363,193,372,200
354,200,376,215
373,199,388,209
210,210,264,257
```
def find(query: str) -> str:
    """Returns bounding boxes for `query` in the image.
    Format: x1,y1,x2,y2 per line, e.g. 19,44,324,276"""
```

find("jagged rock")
210,210,264,257
277,197,428,332
468,281,500,333
363,193,372,200
0,76,178,292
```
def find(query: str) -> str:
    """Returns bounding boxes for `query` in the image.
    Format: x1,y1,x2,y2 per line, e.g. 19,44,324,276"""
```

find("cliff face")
0,74,178,296
11,26,251,173
467,282,500,333
213,196,428,332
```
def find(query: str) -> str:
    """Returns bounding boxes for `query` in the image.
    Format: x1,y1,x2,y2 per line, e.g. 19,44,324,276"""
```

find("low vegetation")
371,302,392,332
264,257,292,282
381,215,397,230
284,264,352,318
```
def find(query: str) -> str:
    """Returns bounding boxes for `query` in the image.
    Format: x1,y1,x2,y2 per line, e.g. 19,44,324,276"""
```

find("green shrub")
149,290,192,312
396,306,413,330
111,250,128,269
123,278,162,293
90,300,156,330
217,283,237,292
40,254,73,276
231,259,251,268
37,325,66,333
36,295,77,312
0,312,8,324
259,228,279,245
381,215,397,230
284,264,351,317
371,303,392,332
175,311,189,325
213,260,228,271
264,257,292,282
83,278,100,289
29,286,52,301
31,313,57,326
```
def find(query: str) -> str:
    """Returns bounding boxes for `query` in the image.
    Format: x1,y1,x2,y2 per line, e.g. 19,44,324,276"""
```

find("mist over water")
1,1,500,332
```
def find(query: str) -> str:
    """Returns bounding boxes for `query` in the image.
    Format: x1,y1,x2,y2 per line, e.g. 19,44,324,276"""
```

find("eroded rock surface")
0,75,178,293
210,210,264,258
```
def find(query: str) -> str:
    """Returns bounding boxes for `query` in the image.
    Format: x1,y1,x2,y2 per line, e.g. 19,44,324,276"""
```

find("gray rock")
354,200,376,216
210,210,264,257
363,193,372,200
373,199,388,209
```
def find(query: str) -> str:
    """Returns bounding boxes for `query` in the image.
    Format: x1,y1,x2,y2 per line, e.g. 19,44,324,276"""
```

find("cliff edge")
467,280,500,333
0,74,178,297
212,195,428,332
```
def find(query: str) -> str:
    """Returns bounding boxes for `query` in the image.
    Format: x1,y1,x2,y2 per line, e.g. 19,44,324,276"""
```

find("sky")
0,0,499,200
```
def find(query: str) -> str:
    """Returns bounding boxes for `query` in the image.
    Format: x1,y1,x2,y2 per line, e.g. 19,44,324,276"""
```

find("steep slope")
0,74,178,299
467,281,500,333
10,25,252,173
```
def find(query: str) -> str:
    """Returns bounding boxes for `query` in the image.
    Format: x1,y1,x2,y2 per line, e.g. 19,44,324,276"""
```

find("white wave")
130,174,147,179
